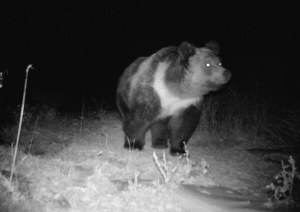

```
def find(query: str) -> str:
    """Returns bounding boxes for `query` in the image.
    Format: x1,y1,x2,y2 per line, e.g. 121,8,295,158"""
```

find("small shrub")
265,156,300,208
153,144,209,184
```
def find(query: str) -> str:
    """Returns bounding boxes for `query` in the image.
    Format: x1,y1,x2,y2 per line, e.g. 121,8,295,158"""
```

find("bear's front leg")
122,113,150,150
150,117,170,149
168,105,201,155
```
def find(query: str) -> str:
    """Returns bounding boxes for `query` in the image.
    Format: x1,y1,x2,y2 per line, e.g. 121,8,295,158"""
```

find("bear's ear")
205,41,220,55
178,41,196,61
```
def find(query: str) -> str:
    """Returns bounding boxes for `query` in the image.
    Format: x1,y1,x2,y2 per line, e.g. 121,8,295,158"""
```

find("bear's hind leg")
168,105,200,155
150,118,170,149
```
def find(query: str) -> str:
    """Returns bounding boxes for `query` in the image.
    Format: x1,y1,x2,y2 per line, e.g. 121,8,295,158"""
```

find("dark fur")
117,41,231,155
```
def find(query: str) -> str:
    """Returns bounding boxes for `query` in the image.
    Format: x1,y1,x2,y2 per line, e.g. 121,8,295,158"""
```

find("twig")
126,150,139,170
126,137,135,149
10,64,33,183
163,150,167,166
153,151,169,183
134,170,139,187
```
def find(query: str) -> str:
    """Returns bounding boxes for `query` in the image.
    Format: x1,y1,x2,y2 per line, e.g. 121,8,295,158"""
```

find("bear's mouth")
205,80,227,91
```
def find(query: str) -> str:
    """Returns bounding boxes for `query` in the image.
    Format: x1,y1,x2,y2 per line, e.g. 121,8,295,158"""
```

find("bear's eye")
219,62,222,66
206,63,211,67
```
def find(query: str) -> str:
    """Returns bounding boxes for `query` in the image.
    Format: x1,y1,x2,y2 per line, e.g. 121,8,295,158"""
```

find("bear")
116,41,231,155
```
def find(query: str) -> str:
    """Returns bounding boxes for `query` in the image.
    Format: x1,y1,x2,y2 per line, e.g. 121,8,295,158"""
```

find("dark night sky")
0,1,299,108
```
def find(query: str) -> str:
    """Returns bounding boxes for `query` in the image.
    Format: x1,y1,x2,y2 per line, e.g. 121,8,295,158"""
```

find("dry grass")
0,146,187,211
1,112,210,211
267,109,300,155
201,89,269,137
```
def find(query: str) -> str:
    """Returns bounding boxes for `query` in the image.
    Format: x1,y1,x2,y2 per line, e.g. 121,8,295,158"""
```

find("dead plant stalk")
10,64,33,182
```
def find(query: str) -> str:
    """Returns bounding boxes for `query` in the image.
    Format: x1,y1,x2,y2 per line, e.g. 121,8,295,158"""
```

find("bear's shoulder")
123,57,148,76
153,43,198,67
155,46,179,62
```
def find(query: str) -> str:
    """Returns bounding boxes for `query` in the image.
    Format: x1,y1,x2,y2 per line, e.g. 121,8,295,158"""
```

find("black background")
1,1,299,109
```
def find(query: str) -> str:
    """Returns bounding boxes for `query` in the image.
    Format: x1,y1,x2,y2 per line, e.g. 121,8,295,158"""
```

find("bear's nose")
223,70,231,81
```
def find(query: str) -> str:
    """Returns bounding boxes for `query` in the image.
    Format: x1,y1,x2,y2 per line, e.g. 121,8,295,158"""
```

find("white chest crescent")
153,62,200,118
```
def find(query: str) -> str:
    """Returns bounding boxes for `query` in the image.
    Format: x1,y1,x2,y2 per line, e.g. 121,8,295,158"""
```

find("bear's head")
179,41,231,97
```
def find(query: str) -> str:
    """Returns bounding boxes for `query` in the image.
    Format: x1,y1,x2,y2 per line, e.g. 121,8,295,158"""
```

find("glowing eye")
219,62,222,66
206,63,211,67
